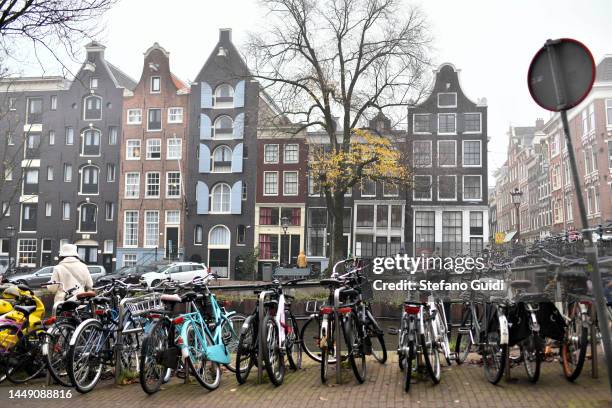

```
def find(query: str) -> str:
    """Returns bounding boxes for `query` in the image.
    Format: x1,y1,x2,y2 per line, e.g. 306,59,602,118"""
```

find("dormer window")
437,92,457,108
90,77,98,88
84,95,102,120
151,76,161,93
214,84,234,107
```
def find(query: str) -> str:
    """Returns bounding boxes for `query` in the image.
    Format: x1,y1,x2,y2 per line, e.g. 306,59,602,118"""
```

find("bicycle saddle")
510,280,532,290
57,300,80,312
14,304,36,315
76,291,96,300
514,292,549,304
160,294,182,303
92,296,111,305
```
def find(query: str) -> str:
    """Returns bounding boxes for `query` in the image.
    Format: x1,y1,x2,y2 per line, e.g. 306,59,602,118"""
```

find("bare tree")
247,0,431,265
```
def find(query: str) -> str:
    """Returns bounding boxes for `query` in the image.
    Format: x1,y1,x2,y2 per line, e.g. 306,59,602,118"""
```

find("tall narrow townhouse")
116,43,189,268
406,63,489,257
185,29,258,279
0,42,135,271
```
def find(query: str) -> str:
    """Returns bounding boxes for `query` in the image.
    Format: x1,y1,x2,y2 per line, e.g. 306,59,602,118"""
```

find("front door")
102,254,113,274
77,246,98,264
166,227,179,260
209,249,229,278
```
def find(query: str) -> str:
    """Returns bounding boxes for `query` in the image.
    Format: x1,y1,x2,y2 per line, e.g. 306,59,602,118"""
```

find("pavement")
0,353,610,408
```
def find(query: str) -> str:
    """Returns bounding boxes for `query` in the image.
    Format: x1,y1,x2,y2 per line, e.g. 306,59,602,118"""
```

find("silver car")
10,265,106,288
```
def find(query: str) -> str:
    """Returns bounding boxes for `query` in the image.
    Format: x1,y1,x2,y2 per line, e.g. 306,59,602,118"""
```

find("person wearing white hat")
48,243,94,305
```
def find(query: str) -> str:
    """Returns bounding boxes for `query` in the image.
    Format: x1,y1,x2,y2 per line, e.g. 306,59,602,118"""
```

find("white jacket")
49,257,94,305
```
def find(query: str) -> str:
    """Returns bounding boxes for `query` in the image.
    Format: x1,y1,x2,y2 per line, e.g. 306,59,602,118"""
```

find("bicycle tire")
67,319,105,393
235,316,256,385
285,312,302,370
185,322,221,390
45,321,76,387
435,307,453,366
342,312,366,384
365,309,387,364
522,334,541,383
320,317,333,383
482,311,507,385
221,313,246,373
262,315,285,386
139,319,171,395
421,318,441,384
562,303,588,382
7,331,46,384
404,341,414,393
454,308,473,364
301,315,333,363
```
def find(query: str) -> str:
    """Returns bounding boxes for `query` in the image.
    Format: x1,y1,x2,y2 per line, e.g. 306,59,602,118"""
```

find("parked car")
10,265,106,288
96,265,156,284
139,262,208,288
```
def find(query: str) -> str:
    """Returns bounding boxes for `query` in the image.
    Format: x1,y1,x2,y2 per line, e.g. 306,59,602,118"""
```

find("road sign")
527,38,595,111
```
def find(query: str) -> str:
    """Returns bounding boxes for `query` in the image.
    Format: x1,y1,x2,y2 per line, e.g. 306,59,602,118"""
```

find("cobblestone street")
0,353,609,408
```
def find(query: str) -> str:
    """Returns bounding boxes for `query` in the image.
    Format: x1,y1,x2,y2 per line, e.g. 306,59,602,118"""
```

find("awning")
503,231,517,243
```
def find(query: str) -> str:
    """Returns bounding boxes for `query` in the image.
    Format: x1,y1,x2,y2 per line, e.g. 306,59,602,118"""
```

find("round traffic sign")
527,38,595,112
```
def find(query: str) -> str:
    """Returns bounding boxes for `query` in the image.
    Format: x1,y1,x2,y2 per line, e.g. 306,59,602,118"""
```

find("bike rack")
334,287,342,384
257,289,272,384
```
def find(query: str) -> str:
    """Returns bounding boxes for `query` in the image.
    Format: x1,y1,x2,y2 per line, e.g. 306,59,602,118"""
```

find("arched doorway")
208,225,230,278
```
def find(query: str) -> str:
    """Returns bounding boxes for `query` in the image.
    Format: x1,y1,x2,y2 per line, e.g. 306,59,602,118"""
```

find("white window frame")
413,140,432,167
264,144,279,164
437,92,457,108
210,183,231,214
123,254,137,267
462,175,482,201
17,238,37,268
166,171,181,198
103,240,113,254
463,112,482,134
462,140,482,167
124,172,140,199
47,166,54,181
105,202,114,221
283,171,299,196
126,139,141,160
150,76,161,93
143,210,160,248
412,114,431,134
167,138,182,159
145,171,161,198
438,113,457,135
383,182,399,197
146,138,162,160
90,77,98,89
45,202,52,217
165,210,180,225
63,163,72,182
65,127,74,145
62,202,70,220
437,175,457,201
123,210,139,248
283,144,299,164
50,95,57,110
83,95,102,121
437,140,457,167
606,99,612,128
168,107,183,124
127,109,142,125
263,171,279,196
147,108,162,132
360,179,376,197
106,163,116,182
413,175,432,201
48,130,55,145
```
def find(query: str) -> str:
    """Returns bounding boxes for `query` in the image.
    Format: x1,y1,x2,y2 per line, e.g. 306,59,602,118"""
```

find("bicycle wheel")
301,315,328,363
285,312,302,370
235,316,256,384
421,317,441,384
221,313,245,373
435,308,453,366
185,322,221,390
119,322,141,380
139,319,171,395
262,315,285,386
342,311,366,383
521,334,541,383
365,309,387,364
67,320,105,393
403,341,414,393
319,317,334,383
562,303,588,381
45,321,76,387
482,312,507,385
454,308,473,364
7,331,46,384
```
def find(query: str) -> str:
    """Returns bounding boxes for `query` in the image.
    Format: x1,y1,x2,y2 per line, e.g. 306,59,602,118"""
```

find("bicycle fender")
68,318,102,346
242,314,255,332
498,314,509,345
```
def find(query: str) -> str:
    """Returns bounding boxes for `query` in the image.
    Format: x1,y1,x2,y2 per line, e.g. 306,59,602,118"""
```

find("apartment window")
166,172,181,197
26,98,42,124
413,175,432,200
168,107,183,123
211,183,231,213
438,175,456,200
63,163,72,182
463,175,482,200
146,139,162,159
264,144,279,163
259,234,279,260
145,172,160,197
280,207,301,226
437,92,457,107
608,141,612,169
391,205,402,228
355,235,373,257
47,166,54,181
166,210,180,224
167,138,182,159
83,95,102,120
606,99,612,127
356,205,374,228
4,166,13,181
108,126,118,145
464,113,482,133
264,172,278,195
104,240,113,254
213,115,233,138
565,195,573,221
284,144,299,163
307,208,326,257
148,108,162,131
124,211,139,247
463,140,481,166
442,211,462,257
308,175,321,196
65,127,74,145
105,202,114,221
125,172,140,198
151,76,161,93
214,84,234,106
383,182,399,197
127,109,142,125
376,205,388,228
62,202,70,220
236,225,246,245
212,145,232,172
126,139,141,159
438,140,456,166
8,97,16,110
48,130,55,145
194,225,203,245
90,77,98,88
283,171,298,195
17,239,37,267
123,254,137,267
242,181,247,200
6,132,14,145
438,113,456,134
50,95,57,111
106,163,116,182
259,207,279,225
82,128,101,156
469,211,483,235
79,203,97,232
80,165,99,195
361,179,376,197
45,202,52,217
144,211,159,247
413,114,430,133
470,238,483,256
2,202,9,217
413,141,432,167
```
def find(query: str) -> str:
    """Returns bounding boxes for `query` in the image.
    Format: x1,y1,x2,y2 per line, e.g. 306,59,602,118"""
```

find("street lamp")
5,225,15,269
281,216,290,266
510,188,523,242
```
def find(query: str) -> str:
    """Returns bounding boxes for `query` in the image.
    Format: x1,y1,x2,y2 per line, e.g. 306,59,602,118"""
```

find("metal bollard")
334,287,342,384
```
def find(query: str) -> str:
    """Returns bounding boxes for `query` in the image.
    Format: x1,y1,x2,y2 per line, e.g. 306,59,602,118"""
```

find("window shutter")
230,181,242,214
233,112,244,139
201,81,212,108
196,181,209,214
199,144,211,173
234,80,245,108
231,143,243,173
200,113,211,139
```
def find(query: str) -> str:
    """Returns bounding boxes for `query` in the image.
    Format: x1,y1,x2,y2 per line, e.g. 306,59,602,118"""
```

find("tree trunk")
328,193,346,275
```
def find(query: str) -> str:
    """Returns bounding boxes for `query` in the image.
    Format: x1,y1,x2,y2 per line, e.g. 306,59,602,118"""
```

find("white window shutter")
231,143,243,173
200,113,211,140
196,181,209,214
233,112,244,139
199,144,211,173
234,80,245,108
230,181,242,214
201,82,212,108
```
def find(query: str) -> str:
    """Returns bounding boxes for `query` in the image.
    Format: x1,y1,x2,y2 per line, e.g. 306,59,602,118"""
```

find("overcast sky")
18,0,612,183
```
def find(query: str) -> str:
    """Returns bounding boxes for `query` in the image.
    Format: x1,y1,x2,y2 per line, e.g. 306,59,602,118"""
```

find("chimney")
535,118,544,130
219,28,232,43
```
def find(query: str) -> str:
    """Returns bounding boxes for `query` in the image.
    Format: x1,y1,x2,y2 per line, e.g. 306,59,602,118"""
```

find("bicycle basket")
125,293,164,316
358,278,374,301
